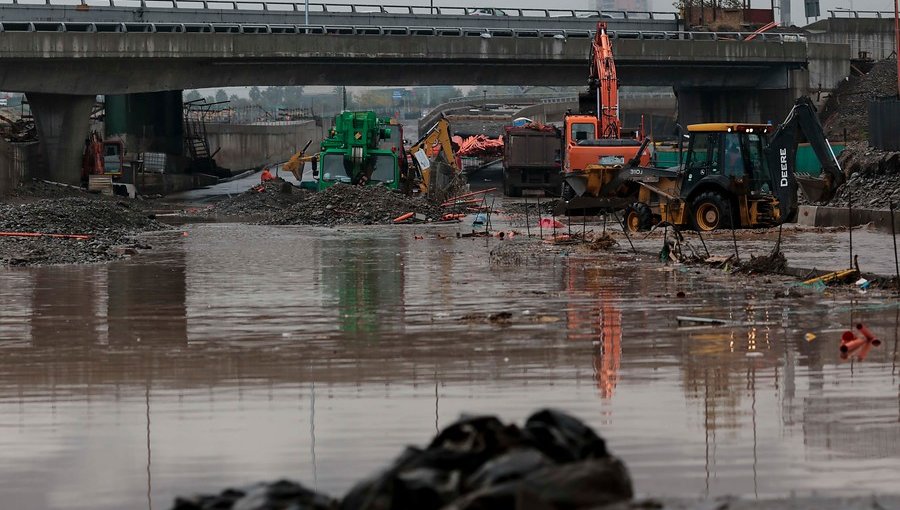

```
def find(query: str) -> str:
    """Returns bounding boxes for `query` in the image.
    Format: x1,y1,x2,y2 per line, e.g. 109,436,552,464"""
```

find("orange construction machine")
560,22,650,207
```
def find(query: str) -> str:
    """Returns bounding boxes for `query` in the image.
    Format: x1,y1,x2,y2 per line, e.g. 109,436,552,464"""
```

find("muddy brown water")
1,223,899,510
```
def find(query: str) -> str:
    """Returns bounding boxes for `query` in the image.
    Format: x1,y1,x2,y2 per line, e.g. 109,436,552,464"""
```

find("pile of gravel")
264,183,451,226
820,58,898,141
824,143,900,209
502,199,560,216
207,179,312,217
0,197,167,266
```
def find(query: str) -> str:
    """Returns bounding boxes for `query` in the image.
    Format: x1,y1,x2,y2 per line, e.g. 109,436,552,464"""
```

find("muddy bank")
0,197,168,266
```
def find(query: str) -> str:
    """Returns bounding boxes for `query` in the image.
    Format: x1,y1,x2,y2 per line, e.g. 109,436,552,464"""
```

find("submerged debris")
489,240,563,265
172,409,633,510
738,249,787,274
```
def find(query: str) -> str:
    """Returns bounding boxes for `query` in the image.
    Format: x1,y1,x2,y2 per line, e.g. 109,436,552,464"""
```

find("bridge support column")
27,92,95,185
105,90,184,157
674,88,795,127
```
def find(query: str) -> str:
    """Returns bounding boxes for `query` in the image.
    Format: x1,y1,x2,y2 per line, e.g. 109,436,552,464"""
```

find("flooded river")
1,223,899,509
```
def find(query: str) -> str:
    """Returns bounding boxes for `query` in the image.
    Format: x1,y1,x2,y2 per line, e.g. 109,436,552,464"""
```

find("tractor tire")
561,181,577,201
623,202,654,232
691,191,733,232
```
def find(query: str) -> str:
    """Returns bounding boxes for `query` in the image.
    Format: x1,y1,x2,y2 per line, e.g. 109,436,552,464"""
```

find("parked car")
466,8,508,16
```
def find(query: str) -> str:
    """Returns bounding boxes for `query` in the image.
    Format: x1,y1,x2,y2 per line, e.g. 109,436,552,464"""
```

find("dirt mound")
0,197,167,266
821,59,898,141
208,179,311,217
826,143,900,208
6,180,95,201
264,183,449,226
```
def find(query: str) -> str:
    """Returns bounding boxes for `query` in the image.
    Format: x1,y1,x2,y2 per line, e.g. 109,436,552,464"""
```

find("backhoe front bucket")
796,173,838,204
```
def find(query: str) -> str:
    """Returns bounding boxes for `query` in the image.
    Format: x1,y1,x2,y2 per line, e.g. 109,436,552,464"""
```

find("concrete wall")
807,42,852,94
0,139,39,195
205,120,323,172
807,18,897,60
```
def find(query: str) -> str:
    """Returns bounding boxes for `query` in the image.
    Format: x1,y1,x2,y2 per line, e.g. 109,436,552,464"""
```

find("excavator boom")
584,22,620,138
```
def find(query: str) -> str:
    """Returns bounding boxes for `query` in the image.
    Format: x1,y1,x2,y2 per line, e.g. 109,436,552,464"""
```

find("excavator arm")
408,117,459,194
283,139,316,181
579,22,621,138
766,96,846,220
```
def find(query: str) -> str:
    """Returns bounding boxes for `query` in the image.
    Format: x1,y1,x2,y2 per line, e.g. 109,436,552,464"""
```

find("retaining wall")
205,120,324,173
798,204,900,233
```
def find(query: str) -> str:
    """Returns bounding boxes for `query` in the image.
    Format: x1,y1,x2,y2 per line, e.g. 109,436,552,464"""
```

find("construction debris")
823,143,900,209
263,183,457,226
207,178,311,217
0,197,167,266
454,134,504,158
821,58,898,141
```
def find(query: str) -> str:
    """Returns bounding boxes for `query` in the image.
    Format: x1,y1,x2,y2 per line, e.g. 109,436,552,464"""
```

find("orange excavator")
560,22,650,208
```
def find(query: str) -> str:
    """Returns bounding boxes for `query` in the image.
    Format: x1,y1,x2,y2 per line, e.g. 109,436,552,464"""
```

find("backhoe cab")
673,123,780,231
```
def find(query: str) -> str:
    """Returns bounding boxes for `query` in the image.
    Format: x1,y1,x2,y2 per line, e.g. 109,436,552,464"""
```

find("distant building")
593,0,649,12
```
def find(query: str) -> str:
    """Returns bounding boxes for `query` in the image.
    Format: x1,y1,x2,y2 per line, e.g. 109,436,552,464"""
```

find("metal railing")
0,21,806,42
0,0,680,20
828,10,898,18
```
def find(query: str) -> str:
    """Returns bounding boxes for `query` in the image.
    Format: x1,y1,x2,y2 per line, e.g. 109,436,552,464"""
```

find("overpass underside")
0,30,840,184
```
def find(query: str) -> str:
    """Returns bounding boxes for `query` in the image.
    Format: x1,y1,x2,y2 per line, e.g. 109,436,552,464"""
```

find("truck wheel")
691,191,733,231
623,202,654,232
561,181,576,201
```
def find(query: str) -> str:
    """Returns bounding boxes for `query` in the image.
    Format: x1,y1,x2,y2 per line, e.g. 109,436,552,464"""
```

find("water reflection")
1,224,900,509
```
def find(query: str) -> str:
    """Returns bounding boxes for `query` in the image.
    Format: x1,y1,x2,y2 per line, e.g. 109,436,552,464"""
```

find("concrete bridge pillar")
674,88,795,127
27,92,95,185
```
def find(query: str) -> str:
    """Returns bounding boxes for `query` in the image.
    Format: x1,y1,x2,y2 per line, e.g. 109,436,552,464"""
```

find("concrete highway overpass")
0,0,681,31
0,22,848,185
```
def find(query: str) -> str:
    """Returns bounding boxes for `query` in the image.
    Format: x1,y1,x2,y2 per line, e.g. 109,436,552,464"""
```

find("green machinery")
304,111,401,191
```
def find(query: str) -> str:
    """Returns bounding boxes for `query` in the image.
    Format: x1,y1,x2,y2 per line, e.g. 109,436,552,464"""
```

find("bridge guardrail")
827,9,897,18
0,0,681,19
0,21,806,42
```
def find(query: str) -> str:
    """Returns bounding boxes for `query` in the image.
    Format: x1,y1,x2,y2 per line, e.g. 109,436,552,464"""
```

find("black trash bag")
523,409,608,462
340,416,526,510
172,480,337,510
463,448,552,492
448,457,633,510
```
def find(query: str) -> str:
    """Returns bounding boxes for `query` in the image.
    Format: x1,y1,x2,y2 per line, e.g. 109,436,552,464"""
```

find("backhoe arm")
767,97,845,211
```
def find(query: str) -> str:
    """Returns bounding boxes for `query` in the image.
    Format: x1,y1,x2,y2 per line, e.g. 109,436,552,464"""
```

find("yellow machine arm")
283,139,316,180
408,117,459,194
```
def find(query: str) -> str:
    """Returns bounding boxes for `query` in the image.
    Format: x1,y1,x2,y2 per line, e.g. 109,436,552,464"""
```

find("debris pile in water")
0,197,166,266
264,183,451,226
172,409,633,510
208,179,311,217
